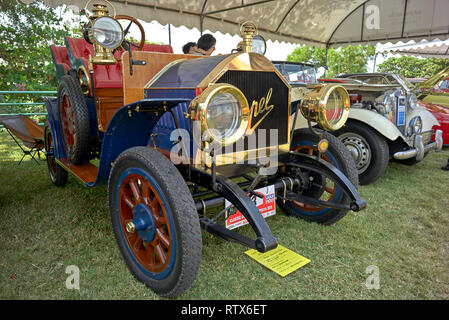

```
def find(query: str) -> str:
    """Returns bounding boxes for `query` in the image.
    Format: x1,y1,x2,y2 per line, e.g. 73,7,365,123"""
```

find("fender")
410,105,440,131
347,108,404,141
43,97,66,159
89,98,190,186
292,107,404,141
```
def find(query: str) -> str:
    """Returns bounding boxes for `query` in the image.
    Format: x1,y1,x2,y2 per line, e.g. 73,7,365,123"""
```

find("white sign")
225,185,276,230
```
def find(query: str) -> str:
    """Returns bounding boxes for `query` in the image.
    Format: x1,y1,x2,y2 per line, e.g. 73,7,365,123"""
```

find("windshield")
392,74,414,90
345,74,414,90
275,63,317,85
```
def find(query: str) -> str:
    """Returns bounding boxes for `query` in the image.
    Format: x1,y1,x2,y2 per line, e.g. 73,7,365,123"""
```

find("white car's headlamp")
383,93,396,114
408,116,423,136
408,93,418,109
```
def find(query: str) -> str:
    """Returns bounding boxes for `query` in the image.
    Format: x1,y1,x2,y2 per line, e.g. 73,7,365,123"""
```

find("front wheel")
335,121,389,185
108,147,202,297
278,128,359,225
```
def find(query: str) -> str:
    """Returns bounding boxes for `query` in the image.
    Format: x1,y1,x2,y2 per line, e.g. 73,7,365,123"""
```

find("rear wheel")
57,75,90,165
278,128,358,225
108,147,202,297
44,122,68,186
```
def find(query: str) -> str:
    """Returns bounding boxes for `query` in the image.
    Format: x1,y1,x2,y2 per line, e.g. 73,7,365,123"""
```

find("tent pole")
324,44,329,77
168,24,172,46
372,52,377,72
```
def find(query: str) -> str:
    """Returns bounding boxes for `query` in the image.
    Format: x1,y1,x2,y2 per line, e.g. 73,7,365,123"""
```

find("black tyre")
335,120,389,185
57,75,90,164
44,122,68,186
108,147,202,297
278,128,359,225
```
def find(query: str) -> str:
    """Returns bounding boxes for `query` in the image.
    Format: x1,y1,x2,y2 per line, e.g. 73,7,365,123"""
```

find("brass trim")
195,52,292,149
195,143,290,167
84,0,116,19
300,84,350,131
77,66,91,95
189,83,250,146
87,15,124,64
239,21,258,53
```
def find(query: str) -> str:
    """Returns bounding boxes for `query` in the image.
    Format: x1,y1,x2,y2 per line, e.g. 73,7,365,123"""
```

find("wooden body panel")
121,51,202,105
94,88,123,131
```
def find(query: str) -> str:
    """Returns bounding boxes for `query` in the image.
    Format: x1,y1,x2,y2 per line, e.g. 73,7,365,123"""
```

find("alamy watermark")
168,123,280,175
365,265,380,290
65,265,80,290
365,5,380,30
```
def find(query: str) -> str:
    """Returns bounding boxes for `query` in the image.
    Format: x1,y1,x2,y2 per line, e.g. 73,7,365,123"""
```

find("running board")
56,158,98,185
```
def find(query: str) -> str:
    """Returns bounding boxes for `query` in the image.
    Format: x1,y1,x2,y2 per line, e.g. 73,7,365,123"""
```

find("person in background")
194,34,216,56
182,42,197,54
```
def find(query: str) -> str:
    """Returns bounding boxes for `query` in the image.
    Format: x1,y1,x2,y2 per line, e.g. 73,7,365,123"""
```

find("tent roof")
380,40,449,58
30,0,449,47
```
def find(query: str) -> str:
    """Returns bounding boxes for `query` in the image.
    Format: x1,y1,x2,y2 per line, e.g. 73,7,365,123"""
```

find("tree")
377,56,449,78
286,45,327,69
0,0,80,91
286,45,376,78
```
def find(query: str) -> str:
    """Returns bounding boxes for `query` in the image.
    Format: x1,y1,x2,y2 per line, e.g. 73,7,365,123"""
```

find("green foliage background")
286,45,376,78
377,56,449,78
0,0,80,92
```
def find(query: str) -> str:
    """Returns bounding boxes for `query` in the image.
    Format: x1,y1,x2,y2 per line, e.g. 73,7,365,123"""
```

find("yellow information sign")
245,245,310,277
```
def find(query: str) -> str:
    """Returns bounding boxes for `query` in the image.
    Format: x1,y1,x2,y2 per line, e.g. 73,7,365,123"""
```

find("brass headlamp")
300,84,350,131
189,84,250,146
83,0,123,64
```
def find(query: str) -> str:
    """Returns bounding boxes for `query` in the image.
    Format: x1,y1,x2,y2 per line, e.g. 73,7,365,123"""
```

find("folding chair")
0,115,45,165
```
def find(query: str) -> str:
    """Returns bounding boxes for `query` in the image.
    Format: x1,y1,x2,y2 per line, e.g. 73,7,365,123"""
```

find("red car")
418,100,449,145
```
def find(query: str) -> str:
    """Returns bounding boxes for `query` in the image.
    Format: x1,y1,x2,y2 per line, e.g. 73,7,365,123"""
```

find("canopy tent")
379,39,449,58
25,0,449,48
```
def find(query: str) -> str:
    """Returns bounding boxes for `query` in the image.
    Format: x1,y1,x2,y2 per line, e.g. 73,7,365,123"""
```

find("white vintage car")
273,62,443,185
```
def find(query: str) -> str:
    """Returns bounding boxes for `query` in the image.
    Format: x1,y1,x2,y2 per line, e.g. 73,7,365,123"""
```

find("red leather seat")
50,45,70,73
65,37,174,90
65,37,123,89
142,43,173,54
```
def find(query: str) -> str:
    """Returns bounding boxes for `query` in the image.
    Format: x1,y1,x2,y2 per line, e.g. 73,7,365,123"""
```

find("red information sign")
225,185,276,230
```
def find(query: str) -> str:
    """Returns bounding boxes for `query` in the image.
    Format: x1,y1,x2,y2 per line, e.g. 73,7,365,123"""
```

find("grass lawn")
1,130,448,300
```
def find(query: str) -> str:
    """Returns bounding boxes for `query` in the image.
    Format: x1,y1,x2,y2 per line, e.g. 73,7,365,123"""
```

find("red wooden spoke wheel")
44,123,68,186
57,75,90,165
108,147,202,297
277,128,359,225
118,173,172,273
61,93,75,148
290,144,338,213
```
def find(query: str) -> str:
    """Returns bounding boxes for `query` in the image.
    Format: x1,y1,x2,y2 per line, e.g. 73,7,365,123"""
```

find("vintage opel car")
274,61,443,185
44,1,366,297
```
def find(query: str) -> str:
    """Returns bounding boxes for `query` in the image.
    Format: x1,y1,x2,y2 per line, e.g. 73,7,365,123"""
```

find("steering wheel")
115,15,146,51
